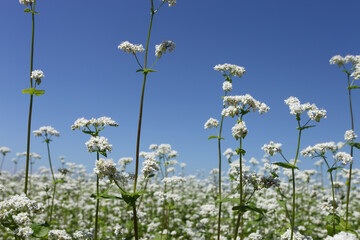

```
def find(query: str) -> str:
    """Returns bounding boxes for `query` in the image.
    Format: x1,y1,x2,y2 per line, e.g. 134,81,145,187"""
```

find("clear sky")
0,0,359,175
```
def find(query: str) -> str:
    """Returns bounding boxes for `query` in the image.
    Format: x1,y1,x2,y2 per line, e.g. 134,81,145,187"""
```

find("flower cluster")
280,228,312,240
222,81,232,92
118,41,144,55
31,70,44,80
243,172,279,190
48,229,72,240
162,0,176,7
300,142,337,157
85,136,112,153
162,176,186,185
33,126,60,137
324,231,358,240
334,152,353,165
141,155,159,177
222,94,270,117
262,141,282,156
214,63,246,78
155,40,176,58
330,55,360,80
231,121,248,139
223,148,236,160
94,158,117,179
204,118,219,129
285,96,326,121
0,147,11,155
0,194,42,238
344,129,357,141
71,117,118,131
19,0,34,6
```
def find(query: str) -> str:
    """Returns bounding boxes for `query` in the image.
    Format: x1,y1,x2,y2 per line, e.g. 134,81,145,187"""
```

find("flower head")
222,81,232,92
334,152,353,165
232,121,248,139
118,41,144,54
85,136,112,153
204,118,219,129
214,63,246,78
0,147,11,155
19,0,34,6
301,142,337,157
94,158,117,179
344,129,357,141
155,40,176,58
33,126,60,138
71,116,118,131
262,141,282,156
162,0,176,7
222,94,270,117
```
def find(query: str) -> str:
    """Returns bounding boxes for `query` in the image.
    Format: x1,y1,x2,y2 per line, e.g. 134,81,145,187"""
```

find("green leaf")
327,167,342,173
348,142,360,149
34,11,40,15
1,222,18,231
91,193,122,200
297,125,315,131
24,8,31,13
235,148,246,156
22,88,45,96
142,69,157,74
273,162,299,170
232,205,265,216
208,135,218,140
136,69,144,73
347,85,359,90
98,150,107,158
53,180,65,185
31,223,50,238
325,214,340,225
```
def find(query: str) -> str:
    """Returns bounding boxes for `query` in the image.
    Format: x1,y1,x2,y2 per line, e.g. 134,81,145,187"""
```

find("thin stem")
345,73,355,230
233,138,243,240
46,140,56,225
0,155,5,172
323,157,336,234
24,0,36,196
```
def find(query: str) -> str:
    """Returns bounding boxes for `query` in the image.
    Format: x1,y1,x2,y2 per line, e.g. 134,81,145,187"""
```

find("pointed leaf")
208,135,218,140
347,85,359,90
31,223,50,238
348,142,360,149
327,167,342,173
273,162,299,170
1,222,18,231
24,8,31,13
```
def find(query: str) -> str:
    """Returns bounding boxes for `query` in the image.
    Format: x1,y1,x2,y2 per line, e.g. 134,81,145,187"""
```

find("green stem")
46,140,56,225
290,128,302,240
323,157,336,234
94,152,100,240
0,155,5,172
345,73,355,230
233,138,243,240
24,0,36,196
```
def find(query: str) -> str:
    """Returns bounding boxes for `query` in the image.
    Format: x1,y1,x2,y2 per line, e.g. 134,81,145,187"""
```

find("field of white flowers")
1,0,360,239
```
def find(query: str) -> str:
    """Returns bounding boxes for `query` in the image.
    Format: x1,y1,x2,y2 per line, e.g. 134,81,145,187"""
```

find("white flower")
307,108,327,122
285,96,317,116
344,129,357,141
325,231,358,240
85,136,112,153
329,55,346,66
223,148,236,160
33,126,60,137
334,152,353,165
162,176,186,185
262,141,282,156
94,158,117,179
48,229,72,240
118,157,133,166
71,116,118,130
223,94,270,116
0,147,11,155
19,0,34,6
214,63,246,78
232,121,248,139
222,81,232,92
155,40,176,58
149,144,158,150
162,0,176,7
118,41,144,54
204,118,219,129
31,70,44,80
301,142,337,157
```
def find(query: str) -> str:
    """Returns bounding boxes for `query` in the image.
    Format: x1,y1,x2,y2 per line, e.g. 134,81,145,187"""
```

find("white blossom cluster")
155,40,176,58
48,229,72,240
19,0,34,6
214,63,246,78
94,158,117,179
118,41,144,54
262,141,282,156
321,196,338,214
285,96,326,121
222,94,270,117
162,0,176,7
329,55,360,79
222,81,232,92
0,194,42,238
334,152,353,165
118,157,133,166
301,142,337,157
324,231,358,240
156,143,172,155
31,70,45,80
141,154,159,177
232,121,248,139
85,136,112,153
344,129,357,141
71,116,118,130
199,204,217,216
33,126,60,137
162,176,186,185
246,231,262,240
204,117,219,129
149,144,158,150
223,148,236,160
280,228,313,240
0,147,11,155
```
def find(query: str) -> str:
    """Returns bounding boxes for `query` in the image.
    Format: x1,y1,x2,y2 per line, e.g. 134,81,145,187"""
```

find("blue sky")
0,0,359,176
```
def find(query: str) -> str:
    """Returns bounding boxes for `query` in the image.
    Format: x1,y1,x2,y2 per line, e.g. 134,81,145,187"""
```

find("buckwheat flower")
85,136,112,153
149,144,158,150
168,150,178,158
214,63,246,78
71,117,90,130
19,0,34,6
258,102,270,115
162,0,176,7
307,108,327,122
180,162,186,168
223,94,270,115
329,55,346,67
301,142,337,157
30,152,41,159
351,64,360,80
33,126,60,137
324,231,358,240
204,117,219,129
0,147,11,155
334,152,353,165
141,157,159,176
118,157,133,166
222,81,232,92
155,40,176,58
16,226,34,238
13,212,31,225
284,96,317,116
48,229,72,240
344,129,357,141
223,148,236,160
94,158,117,179
232,121,248,139
262,141,282,156
162,176,186,185
280,227,311,240
118,41,144,54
